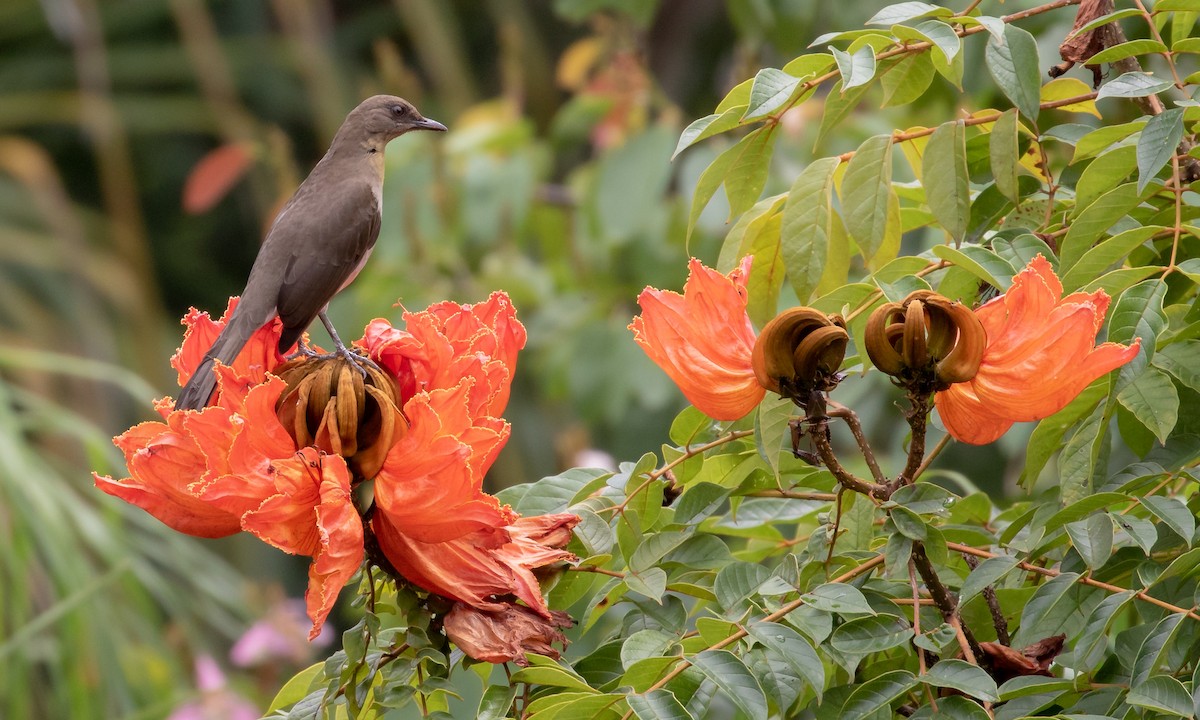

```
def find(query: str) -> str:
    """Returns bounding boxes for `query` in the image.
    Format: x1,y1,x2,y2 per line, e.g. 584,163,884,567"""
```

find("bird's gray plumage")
175,95,445,410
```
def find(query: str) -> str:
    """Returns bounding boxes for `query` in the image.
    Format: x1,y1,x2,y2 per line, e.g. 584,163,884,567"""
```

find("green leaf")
1087,39,1169,65
1072,119,1147,162
1059,403,1110,504
1097,72,1173,100
1065,513,1114,569
922,120,970,241
841,134,895,266
1075,145,1137,211
1060,182,1156,272
1072,590,1136,671
1068,8,1143,37
754,393,794,480
1131,613,1187,685
1058,225,1160,293
830,614,914,655
630,531,691,573
865,2,950,25
724,128,776,219
816,80,871,147
1156,0,1200,11
267,662,324,713
830,46,876,90
781,157,840,303
1137,108,1185,192
477,684,519,720
985,24,1042,119
881,52,934,107
1043,492,1131,532
1141,495,1196,542
990,108,1021,204
1110,279,1168,387
510,661,595,693
714,562,770,613
628,689,695,720
921,659,999,702
744,68,802,121
626,568,668,601
1010,572,1084,649
686,144,737,238
889,505,928,541
744,215,787,327
960,555,1019,605
931,244,1014,289
917,20,962,61
1154,340,1200,392
1116,365,1179,443
689,650,768,720
841,670,917,720
1126,675,1193,717
674,108,745,159
801,582,875,614
745,622,825,699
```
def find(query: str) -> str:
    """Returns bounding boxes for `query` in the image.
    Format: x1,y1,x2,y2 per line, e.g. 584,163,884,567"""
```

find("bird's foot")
285,339,320,360
323,342,381,378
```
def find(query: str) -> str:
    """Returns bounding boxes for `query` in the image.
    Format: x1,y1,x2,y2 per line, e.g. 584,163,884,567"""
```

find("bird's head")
351,95,447,142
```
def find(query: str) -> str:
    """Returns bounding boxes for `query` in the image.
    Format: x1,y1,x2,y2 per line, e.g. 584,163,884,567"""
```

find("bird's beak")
413,117,447,132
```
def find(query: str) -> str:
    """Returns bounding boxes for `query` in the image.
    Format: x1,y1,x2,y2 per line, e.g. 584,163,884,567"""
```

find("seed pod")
865,290,986,391
751,307,848,400
275,355,407,479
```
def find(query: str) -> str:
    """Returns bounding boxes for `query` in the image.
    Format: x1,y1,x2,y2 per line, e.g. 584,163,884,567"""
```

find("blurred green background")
0,0,1084,716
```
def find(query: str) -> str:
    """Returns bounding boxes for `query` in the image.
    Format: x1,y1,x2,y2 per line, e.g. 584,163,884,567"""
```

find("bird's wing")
273,180,382,347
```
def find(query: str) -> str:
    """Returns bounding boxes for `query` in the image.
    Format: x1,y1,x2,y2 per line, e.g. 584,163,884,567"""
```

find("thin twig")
828,401,886,484
811,419,889,498
601,429,754,515
962,553,1010,645
913,434,951,480
912,543,984,660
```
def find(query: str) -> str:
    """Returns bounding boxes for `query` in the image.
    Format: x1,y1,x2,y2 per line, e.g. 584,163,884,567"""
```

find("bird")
175,95,446,410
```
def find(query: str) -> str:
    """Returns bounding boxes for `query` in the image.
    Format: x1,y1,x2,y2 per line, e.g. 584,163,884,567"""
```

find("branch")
912,542,984,660
811,419,889,499
948,542,1200,622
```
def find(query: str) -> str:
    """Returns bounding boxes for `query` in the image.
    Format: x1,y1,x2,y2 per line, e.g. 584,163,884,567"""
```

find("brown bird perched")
175,95,446,410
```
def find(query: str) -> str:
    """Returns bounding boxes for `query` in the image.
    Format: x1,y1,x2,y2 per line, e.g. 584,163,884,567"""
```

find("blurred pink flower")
168,655,258,720
231,599,332,667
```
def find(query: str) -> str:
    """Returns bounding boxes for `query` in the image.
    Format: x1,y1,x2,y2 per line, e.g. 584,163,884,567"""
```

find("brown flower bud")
752,308,849,401
274,356,407,479
865,290,986,391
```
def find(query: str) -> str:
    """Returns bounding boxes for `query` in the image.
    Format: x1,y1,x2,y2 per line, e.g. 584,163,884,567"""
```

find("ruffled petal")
630,257,765,420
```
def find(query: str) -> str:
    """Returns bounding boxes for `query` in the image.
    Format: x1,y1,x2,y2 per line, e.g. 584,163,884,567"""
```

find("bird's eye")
390,105,406,117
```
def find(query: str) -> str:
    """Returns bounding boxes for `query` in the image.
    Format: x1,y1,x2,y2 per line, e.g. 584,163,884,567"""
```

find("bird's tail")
174,313,262,410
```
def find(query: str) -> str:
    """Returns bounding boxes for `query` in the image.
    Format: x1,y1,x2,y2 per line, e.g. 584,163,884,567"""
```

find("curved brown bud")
865,290,987,391
934,300,986,386
752,307,848,400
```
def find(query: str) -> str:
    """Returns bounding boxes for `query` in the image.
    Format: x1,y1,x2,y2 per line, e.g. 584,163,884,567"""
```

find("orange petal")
934,382,1014,445
630,257,764,420
95,420,241,537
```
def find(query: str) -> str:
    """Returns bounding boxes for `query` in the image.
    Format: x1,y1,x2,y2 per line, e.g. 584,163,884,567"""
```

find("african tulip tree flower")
630,257,765,420
96,293,578,661
934,255,1140,445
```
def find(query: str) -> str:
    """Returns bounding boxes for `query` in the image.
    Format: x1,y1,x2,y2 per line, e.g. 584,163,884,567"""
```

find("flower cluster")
631,255,1139,446
96,294,578,663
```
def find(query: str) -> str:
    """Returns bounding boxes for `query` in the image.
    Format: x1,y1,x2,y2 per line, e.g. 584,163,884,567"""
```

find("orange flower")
630,257,765,420
935,255,1140,445
97,292,577,656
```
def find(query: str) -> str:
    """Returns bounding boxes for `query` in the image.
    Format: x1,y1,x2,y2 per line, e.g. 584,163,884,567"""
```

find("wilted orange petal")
630,257,765,421
443,603,572,665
